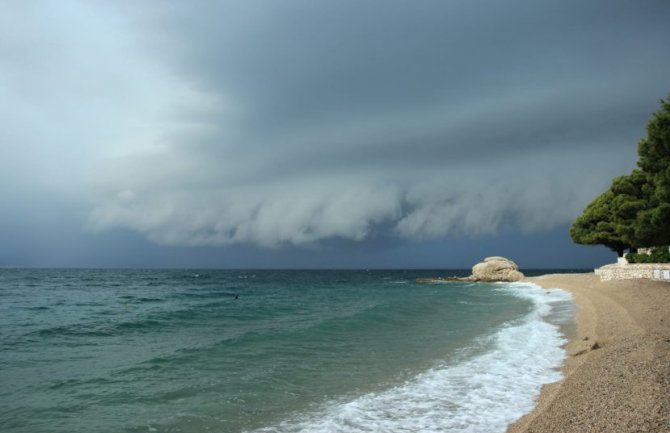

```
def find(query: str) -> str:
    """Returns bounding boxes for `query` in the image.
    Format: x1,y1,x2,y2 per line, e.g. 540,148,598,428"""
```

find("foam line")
249,282,572,433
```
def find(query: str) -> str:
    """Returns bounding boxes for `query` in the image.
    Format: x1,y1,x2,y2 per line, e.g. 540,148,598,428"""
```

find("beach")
508,273,670,433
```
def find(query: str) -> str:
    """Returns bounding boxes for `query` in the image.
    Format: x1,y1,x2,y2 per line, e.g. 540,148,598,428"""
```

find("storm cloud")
3,0,670,259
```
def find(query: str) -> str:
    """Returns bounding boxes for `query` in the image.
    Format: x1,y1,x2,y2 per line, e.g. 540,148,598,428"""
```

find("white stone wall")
595,263,670,282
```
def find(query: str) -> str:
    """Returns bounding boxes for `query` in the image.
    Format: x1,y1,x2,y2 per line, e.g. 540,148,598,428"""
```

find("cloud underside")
84,0,669,247
88,143,622,247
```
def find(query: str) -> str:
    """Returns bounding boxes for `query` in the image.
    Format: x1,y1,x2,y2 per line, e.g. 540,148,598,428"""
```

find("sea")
0,269,576,433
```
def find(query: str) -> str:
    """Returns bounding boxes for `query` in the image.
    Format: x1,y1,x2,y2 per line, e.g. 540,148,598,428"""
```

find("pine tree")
570,94,670,254
634,95,670,246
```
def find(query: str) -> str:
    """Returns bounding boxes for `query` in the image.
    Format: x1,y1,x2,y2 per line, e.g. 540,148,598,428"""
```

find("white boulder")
470,256,524,282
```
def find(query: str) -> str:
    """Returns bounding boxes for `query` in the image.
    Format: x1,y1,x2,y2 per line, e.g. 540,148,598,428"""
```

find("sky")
1,0,669,269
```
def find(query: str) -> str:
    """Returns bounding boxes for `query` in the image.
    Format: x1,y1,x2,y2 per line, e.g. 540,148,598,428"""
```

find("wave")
8,298,239,347
27,324,115,338
171,289,241,300
248,283,571,433
118,295,164,304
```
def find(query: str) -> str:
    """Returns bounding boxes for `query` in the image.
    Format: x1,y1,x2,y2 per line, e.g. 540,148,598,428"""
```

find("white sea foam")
248,282,572,433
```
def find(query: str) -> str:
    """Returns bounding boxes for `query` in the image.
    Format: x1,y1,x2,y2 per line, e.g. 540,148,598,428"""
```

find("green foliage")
626,246,670,263
635,95,670,246
569,189,629,256
571,94,670,254
609,170,655,247
637,98,670,175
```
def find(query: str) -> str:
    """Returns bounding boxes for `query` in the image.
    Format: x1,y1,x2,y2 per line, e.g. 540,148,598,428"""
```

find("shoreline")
507,273,670,433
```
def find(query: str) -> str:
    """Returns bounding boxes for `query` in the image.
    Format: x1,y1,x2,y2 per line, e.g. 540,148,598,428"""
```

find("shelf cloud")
85,0,669,246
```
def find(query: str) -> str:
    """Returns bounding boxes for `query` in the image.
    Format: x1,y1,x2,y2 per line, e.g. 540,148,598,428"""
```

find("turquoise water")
0,269,572,433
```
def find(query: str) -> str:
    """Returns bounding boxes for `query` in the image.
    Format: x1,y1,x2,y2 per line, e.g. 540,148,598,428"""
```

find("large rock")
414,256,525,284
470,256,524,282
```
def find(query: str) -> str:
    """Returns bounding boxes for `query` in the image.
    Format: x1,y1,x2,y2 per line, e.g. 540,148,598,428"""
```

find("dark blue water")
0,269,572,433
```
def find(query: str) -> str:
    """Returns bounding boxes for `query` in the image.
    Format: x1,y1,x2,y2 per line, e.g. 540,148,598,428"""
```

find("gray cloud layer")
3,1,669,250
88,0,670,246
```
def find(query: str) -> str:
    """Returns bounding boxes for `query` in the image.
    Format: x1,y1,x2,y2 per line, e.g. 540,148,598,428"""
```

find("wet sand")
507,273,670,433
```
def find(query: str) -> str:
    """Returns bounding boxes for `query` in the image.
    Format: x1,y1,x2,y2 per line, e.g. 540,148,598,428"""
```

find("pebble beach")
507,273,670,433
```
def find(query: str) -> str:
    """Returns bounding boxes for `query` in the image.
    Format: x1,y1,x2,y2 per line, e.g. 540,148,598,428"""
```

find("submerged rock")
470,256,524,282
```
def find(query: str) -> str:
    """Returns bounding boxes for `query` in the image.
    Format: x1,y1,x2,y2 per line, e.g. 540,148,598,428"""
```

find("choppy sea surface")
0,269,574,433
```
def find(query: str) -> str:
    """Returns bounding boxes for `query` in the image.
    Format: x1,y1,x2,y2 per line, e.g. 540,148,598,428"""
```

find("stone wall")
595,263,670,282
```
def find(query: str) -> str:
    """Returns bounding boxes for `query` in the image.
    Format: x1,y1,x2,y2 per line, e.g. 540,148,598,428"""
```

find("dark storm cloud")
132,0,666,138
84,0,670,247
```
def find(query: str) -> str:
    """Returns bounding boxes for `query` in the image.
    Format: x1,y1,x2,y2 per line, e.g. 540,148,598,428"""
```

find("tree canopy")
635,96,670,246
569,188,629,256
570,94,670,255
